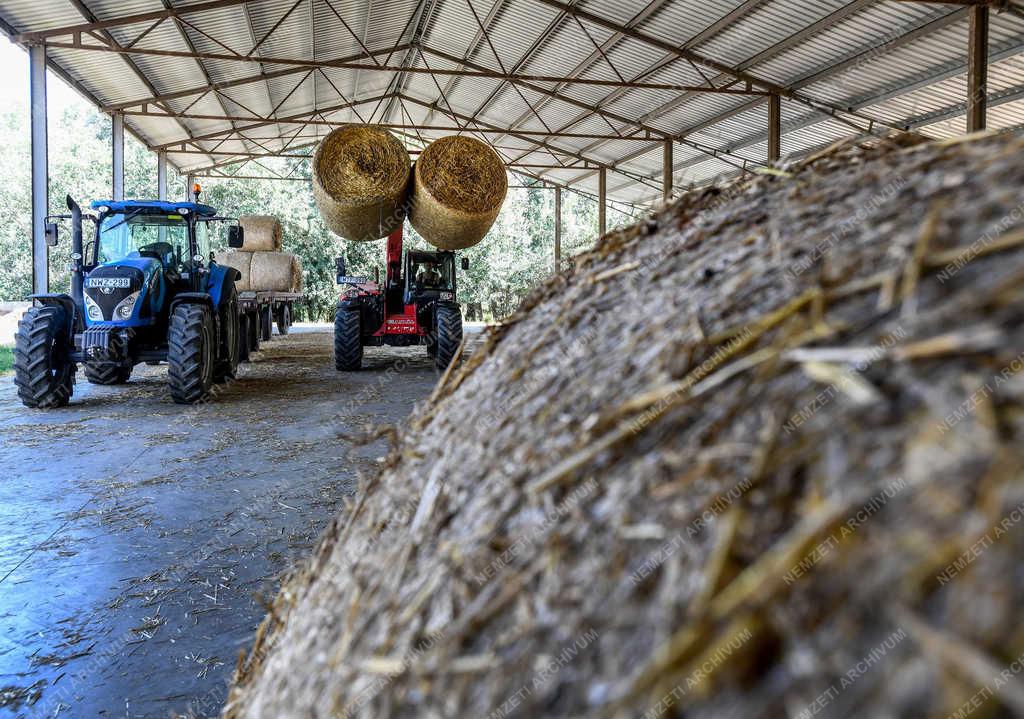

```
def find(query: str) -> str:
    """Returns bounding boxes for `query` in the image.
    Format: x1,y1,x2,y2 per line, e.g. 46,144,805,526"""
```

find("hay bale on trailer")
213,250,253,291
227,134,1024,719
238,215,283,251
312,125,411,242
249,252,302,293
410,135,507,250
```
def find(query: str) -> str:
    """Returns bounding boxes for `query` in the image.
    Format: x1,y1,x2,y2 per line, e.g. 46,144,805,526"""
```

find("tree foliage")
0,98,634,321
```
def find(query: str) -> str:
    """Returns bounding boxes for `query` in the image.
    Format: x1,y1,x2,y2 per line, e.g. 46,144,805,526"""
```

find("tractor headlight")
114,291,140,320
84,293,103,321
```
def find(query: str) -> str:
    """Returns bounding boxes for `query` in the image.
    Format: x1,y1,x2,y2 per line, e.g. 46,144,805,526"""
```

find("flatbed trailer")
238,291,303,352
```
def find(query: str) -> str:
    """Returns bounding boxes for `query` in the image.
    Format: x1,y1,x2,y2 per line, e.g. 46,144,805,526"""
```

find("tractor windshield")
97,211,189,268
410,256,454,291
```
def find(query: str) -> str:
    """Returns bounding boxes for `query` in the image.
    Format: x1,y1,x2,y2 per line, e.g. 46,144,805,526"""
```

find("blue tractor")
14,191,247,407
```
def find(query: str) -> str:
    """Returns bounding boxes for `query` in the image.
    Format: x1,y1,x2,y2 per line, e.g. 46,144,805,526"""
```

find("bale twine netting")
213,250,253,291
226,133,1024,719
249,252,302,292
238,215,283,252
312,125,411,242
410,134,507,250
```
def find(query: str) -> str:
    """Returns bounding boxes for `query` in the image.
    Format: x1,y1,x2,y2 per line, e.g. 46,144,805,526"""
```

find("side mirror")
335,256,347,277
45,222,59,247
460,257,469,271
227,225,244,248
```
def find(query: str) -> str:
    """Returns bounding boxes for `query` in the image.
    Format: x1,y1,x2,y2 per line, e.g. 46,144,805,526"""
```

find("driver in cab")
415,264,443,288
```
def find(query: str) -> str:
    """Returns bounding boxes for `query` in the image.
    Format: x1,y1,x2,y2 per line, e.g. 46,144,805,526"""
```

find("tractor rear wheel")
434,305,463,371
214,284,240,383
334,308,362,371
168,304,215,404
260,306,272,342
13,305,75,409
248,310,260,353
84,362,132,385
237,312,250,363
276,303,290,335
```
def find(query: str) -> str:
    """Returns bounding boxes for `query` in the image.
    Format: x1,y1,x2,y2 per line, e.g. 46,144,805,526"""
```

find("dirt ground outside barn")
0,325,479,717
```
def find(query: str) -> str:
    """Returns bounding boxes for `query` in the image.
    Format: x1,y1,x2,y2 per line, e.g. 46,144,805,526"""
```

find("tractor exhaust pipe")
66,195,85,313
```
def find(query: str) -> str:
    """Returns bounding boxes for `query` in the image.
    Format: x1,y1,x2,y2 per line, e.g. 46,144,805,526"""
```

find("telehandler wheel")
214,284,240,383
276,303,290,335
168,304,215,404
434,305,463,371
84,362,132,385
13,305,75,409
334,308,362,371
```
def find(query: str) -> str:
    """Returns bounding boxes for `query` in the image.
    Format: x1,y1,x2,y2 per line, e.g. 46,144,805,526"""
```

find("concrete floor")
0,325,450,717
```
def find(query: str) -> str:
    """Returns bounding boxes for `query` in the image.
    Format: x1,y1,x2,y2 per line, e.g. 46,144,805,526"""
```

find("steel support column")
554,185,562,272
598,167,607,235
967,5,989,132
30,45,48,294
768,93,781,163
185,173,194,200
157,150,168,200
112,112,125,200
662,139,673,204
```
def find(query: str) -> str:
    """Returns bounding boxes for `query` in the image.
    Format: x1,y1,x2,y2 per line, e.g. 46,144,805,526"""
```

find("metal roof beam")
15,0,261,43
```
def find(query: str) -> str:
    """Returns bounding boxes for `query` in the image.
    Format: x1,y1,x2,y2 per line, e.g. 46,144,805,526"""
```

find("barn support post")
768,93,781,163
967,5,989,132
157,151,168,200
30,44,49,294
185,174,194,200
598,167,607,236
554,185,562,272
662,139,673,204
112,111,125,201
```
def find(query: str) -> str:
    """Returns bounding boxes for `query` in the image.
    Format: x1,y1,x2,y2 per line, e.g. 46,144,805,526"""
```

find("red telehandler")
333,226,468,371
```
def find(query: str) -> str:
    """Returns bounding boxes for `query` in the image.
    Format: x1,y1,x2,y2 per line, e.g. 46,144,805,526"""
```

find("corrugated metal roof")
0,0,1021,206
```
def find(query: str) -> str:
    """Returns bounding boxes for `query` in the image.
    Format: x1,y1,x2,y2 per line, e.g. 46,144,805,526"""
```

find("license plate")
86,277,130,289
337,275,368,285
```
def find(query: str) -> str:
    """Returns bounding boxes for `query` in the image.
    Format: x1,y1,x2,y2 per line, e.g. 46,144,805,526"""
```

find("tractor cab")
404,250,457,305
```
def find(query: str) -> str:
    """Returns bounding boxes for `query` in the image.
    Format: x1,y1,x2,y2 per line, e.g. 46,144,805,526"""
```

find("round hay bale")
214,251,253,291
410,135,507,250
312,125,411,242
250,252,301,292
239,215,283,251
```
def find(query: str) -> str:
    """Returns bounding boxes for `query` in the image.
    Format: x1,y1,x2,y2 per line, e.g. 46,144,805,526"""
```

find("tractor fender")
28,293,77,340
205,263,239,310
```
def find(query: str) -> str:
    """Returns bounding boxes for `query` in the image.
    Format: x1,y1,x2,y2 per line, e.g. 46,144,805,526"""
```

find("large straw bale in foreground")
227,133,1024,719
410,135,507,250
238,216,283,252
312,125,411,241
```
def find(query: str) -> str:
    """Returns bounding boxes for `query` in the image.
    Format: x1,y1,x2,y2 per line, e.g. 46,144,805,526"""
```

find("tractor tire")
434,305,463,371
276,303,291,336
334,308,362,371
248,310,261,353
214,284,240,383
13,305,75,409
237,312,250,363
168,303,215,404
84,362,132,385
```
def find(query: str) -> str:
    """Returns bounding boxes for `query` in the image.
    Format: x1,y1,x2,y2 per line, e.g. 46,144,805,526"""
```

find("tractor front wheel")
13,305,75,408
84,362,132,385
334,308,362,371
434,305,463,371
168,304,215,404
